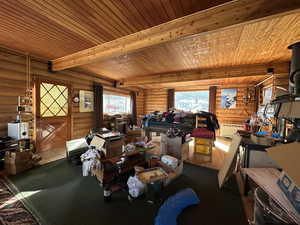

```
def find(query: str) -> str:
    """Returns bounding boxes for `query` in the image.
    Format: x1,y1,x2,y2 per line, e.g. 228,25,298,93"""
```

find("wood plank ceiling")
81,11,300,80
0,0,230,59
0,0,299,87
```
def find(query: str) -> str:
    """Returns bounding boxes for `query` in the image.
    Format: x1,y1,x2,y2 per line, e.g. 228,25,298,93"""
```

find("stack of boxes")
193,115,214,162
194,138,213,154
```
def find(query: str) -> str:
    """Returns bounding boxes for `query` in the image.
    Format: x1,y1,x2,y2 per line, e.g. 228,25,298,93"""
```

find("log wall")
257,73,289,105
0,49,136,139
274,73,289,93
144,89,168,114
216,86,256,125
143,86,257,125
143,74,289,127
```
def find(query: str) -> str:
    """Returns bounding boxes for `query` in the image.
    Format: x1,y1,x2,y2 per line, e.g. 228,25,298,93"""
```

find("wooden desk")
93,150,146,186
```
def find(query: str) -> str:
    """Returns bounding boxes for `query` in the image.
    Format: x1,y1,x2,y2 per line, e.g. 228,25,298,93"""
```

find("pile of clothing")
143,111,195,126
191,127,215,139
166,127,184,138
143,110,219,132
80,147,101,176
195,111,219,131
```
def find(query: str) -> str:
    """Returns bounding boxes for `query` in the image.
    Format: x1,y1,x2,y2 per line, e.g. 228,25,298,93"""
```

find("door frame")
33,76,72,152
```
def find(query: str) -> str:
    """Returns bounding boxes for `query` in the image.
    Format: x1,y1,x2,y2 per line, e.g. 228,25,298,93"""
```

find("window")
263,86,272,104
40,82,68,117
175,91,209,112
103,94,131,114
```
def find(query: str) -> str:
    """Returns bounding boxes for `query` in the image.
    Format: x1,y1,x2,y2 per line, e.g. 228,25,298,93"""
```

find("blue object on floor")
255,131,268,136
272,132,280,138
154,188,200,225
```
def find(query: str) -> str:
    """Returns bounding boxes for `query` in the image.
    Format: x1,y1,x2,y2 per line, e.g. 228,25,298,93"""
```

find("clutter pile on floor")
66,127,201,223
87,147,182,204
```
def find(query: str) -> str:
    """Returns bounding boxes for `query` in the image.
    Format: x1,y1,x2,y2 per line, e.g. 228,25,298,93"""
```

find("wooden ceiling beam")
117,63,289,87
51,0,300,71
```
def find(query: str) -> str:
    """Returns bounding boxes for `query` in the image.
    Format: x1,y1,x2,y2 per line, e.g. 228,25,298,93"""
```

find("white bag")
127,176,146,198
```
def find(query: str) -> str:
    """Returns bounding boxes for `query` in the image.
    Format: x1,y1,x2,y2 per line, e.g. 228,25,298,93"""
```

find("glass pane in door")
40,82,68,117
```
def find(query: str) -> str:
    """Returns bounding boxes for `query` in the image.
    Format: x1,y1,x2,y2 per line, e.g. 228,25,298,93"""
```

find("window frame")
103,92,132,115
262,86,273,104
174,89,210,112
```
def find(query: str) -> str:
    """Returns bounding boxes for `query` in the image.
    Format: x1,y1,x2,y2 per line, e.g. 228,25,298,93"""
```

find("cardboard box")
160,134,183,160
4,151,33,163
279,101,300,118
267,142,300,214
5,161,34,175
250,134,274,146
4,151,34,175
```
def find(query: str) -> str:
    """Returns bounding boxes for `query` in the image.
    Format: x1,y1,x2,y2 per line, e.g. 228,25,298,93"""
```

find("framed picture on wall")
79,90,94,112
221,88,237,109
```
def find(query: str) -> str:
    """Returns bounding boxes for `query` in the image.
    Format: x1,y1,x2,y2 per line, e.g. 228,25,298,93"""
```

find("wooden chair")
195,115,208,129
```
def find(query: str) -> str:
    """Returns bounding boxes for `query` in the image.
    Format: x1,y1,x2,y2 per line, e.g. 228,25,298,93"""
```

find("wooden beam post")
209,86,217,114
167,89,175,110
117,63,289,87
51,0,300,71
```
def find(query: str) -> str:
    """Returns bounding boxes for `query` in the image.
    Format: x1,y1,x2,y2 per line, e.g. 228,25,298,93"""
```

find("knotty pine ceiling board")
0,0,298,82
234,12,300,65
79,11,300,80
0,0,230,59
112,0,231,30
0,0,94,59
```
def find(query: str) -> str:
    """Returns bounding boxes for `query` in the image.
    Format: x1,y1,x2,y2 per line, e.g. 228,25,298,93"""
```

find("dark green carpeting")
8,160,247,225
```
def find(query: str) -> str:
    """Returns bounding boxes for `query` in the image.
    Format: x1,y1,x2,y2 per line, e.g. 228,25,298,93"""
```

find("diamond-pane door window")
40,82,68,117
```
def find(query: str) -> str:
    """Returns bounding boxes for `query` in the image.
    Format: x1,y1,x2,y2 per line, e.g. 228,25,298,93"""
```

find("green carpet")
8,160,247,225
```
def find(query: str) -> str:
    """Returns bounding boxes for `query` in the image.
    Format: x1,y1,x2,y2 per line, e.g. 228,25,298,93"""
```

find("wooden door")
34,79,71,152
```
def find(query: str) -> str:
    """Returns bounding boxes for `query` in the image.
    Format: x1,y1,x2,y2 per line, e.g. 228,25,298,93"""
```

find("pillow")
155,188,200,225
